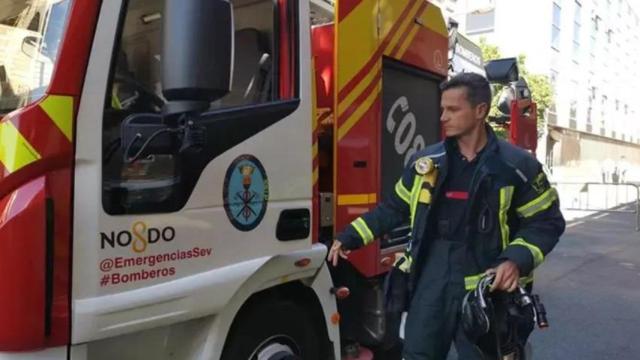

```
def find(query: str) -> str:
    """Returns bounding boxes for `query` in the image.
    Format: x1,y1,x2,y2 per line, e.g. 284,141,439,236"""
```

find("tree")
478,38,555,138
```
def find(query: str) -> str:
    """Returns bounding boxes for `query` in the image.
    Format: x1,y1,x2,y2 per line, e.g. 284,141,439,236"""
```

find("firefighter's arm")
499,163,566,275
335,169,414,251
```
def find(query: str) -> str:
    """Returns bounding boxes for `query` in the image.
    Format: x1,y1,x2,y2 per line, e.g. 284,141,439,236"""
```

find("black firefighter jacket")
336,126,566,293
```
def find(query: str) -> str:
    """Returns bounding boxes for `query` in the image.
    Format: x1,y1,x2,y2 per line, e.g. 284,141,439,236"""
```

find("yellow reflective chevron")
0,121,41,173
499,186,515,250
39,95,74,141
510,238,545,268
519,275,534,286
464,273,535,291
395,179,411,205
409,175,423,227
351,217,375,245
517,188,558,218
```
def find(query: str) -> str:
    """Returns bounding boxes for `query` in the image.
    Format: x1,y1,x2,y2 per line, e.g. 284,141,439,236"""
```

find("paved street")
530,206,640,359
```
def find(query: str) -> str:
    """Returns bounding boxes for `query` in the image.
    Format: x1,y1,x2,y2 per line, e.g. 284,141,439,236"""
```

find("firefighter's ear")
475,102,489,120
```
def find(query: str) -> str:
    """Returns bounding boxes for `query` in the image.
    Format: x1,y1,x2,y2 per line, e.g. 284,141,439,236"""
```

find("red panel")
337,72,381,126
0,177,47,350
312,24,335,110
336,97,380,195
337,0,365,22
48,0,101,96
45,169,72,347
509,100,538,152
388,1,428,57
279,0,294,99
400,27,449,77
337,0,418,101
335,97,382,276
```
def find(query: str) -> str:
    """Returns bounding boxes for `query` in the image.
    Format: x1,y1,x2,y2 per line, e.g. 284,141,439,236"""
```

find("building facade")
438,0,640,179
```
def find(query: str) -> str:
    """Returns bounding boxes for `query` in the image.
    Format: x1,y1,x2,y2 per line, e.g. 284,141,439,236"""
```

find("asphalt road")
529,206,640,359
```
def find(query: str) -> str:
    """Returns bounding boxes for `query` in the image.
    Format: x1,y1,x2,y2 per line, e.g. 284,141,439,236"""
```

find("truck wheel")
222,300,321,360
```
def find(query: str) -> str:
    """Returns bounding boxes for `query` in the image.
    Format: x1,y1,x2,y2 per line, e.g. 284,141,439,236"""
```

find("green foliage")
479,37,501,62
491,123,509,140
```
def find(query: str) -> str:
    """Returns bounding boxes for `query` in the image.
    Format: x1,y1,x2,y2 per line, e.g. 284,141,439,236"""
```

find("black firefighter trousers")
403,239,485,360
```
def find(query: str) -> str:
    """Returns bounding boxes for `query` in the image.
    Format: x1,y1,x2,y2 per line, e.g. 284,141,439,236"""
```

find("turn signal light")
294,258,312,267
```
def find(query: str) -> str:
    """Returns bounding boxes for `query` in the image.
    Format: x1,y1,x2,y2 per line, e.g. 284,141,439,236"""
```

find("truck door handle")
276,209,311,241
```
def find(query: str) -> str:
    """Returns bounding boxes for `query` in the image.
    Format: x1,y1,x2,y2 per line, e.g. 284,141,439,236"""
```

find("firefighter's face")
440,87,488,138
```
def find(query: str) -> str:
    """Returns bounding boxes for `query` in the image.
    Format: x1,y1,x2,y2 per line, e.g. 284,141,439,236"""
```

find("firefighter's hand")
488,260,520,292
327,240,351,267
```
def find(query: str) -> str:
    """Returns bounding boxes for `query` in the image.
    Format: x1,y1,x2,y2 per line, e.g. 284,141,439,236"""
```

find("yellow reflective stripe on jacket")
510,238,545,268
464,273,535,291
464,274,484,291
0,121,41,173
517,187,558,218
409,175,423,227
395,179,411,205
499,186,515,250
351,217,375,245
111,91,123,109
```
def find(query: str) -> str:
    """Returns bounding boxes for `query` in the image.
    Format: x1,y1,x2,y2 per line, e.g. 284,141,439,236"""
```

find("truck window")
102,0,295,215
0,0,71,114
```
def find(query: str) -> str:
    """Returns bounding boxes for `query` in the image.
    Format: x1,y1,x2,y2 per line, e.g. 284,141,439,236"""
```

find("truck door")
71,0,310,355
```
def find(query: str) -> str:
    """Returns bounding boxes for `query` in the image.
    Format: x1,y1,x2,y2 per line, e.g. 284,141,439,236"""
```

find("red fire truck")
0,0,534,359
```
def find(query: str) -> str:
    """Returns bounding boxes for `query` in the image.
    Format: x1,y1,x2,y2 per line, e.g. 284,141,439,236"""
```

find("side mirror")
162,0,233,115
497,86,515,116
484,57,519,85
21,36,40,58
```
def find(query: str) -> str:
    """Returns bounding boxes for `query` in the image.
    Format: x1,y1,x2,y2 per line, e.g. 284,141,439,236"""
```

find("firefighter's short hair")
440,72,492,117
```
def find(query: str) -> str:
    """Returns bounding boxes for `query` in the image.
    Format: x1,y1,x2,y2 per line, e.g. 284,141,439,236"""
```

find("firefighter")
327,73,565,359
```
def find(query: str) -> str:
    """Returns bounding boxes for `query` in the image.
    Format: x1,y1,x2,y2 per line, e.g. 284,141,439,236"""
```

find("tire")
222,300,322,360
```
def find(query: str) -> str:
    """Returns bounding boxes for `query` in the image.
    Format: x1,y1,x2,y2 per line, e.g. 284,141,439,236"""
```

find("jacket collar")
443,123,499,158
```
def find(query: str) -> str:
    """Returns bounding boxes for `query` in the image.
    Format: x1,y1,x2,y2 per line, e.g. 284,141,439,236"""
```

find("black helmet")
460,275,493,340
461,274,536,358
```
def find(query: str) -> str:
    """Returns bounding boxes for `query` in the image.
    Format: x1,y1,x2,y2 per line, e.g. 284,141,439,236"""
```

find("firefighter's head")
440,73,491,138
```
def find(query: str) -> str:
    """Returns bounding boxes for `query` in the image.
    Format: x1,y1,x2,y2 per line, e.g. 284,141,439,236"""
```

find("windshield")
0,0,71,114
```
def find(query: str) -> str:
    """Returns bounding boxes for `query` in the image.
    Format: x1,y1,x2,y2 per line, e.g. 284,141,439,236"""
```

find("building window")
618,0,622,17
552,3,562,50
586,86,595,131
550,69,559,87
466,9,496,34
590,15,598,57
569,99,578,126
600,95,607,134
572,1,581,62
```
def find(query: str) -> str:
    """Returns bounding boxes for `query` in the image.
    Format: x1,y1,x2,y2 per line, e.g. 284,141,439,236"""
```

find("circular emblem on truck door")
223,155,269,231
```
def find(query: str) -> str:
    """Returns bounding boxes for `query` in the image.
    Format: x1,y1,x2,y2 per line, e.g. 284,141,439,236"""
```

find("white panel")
0,347,67,360
73,0,322,354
